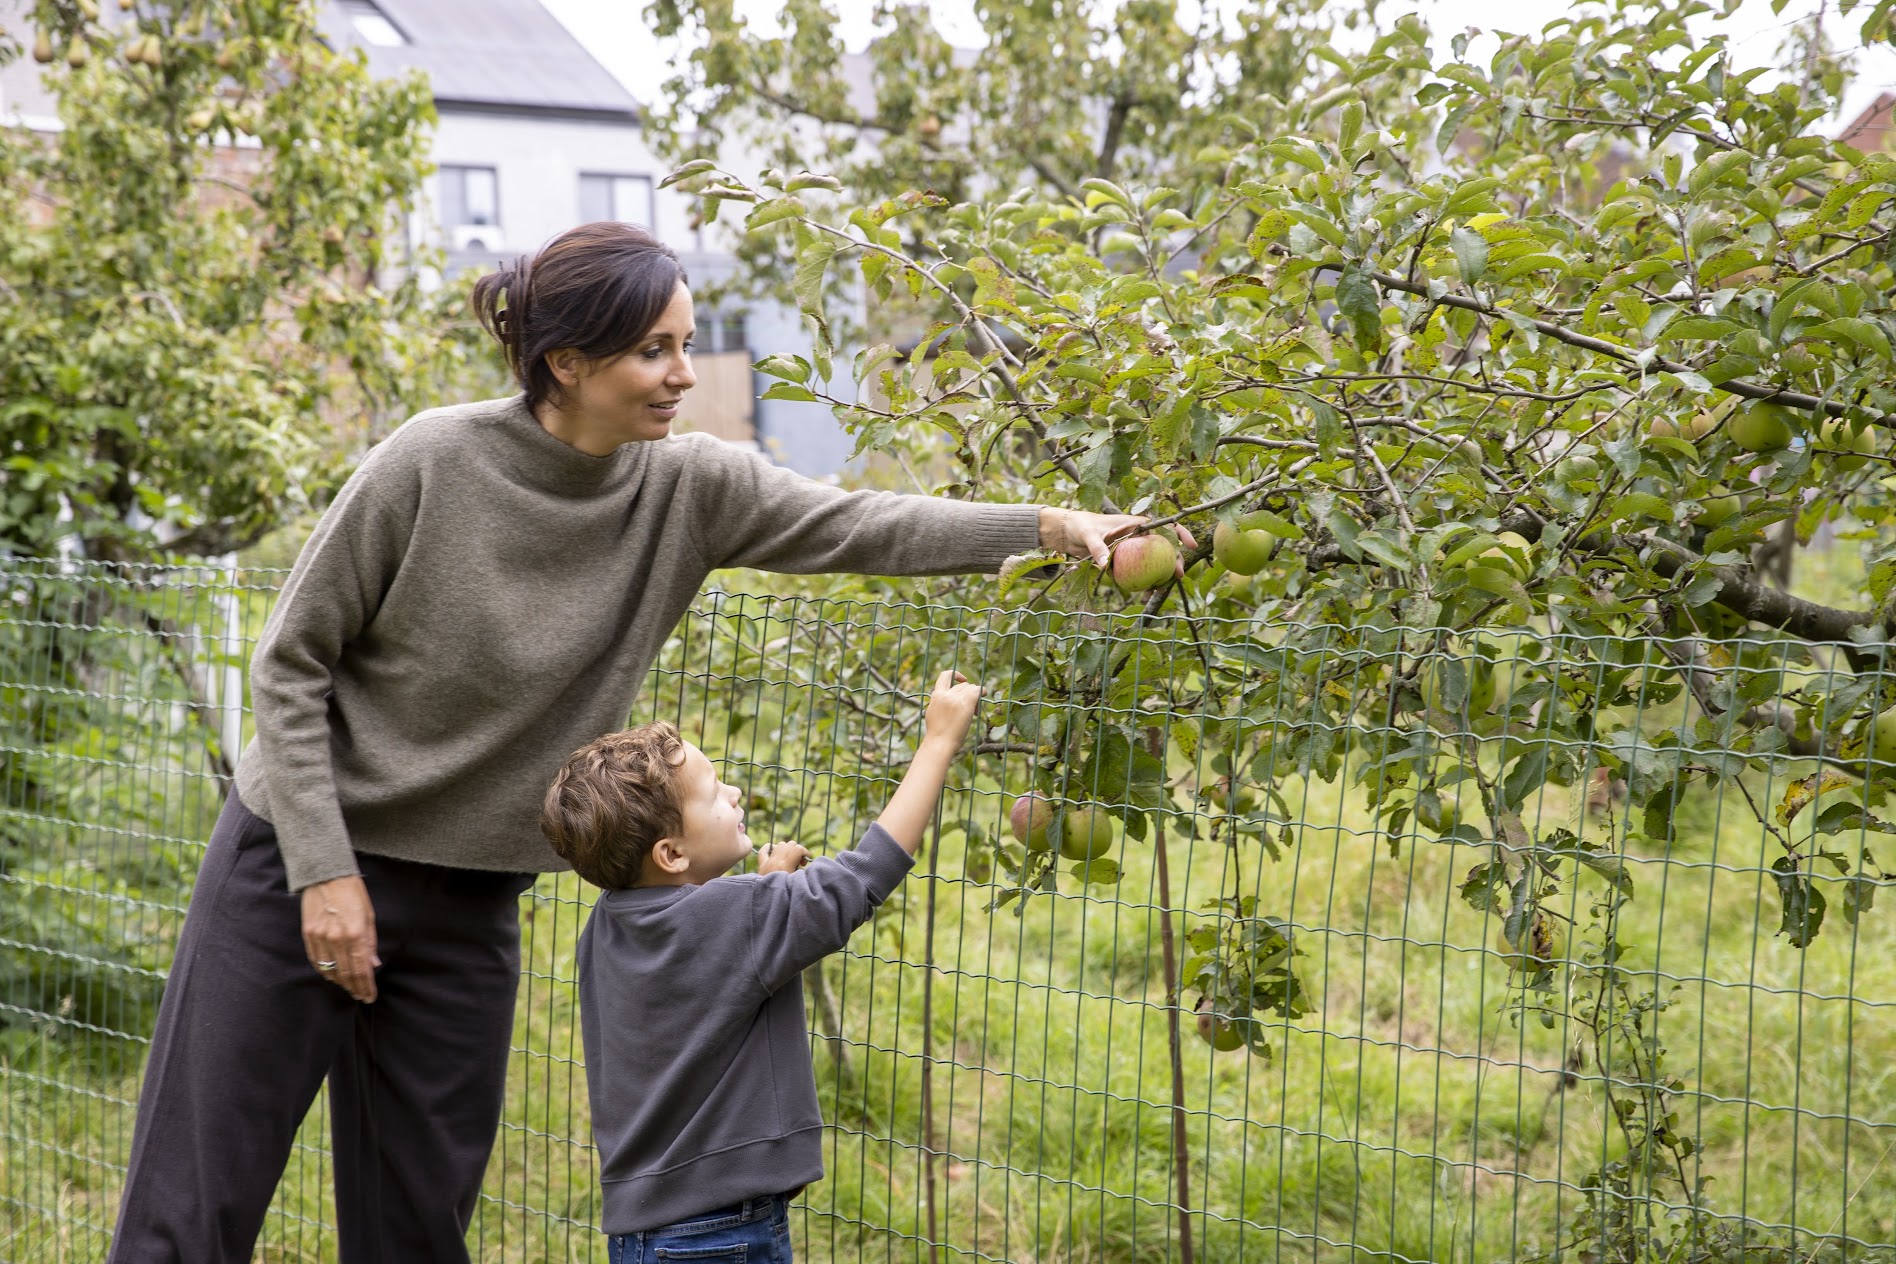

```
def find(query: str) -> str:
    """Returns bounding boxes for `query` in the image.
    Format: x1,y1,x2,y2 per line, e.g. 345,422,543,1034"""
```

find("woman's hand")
301,875,380,1003
1039,508,1197,574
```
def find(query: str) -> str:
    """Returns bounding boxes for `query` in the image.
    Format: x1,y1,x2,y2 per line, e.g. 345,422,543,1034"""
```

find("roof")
318,0,639,123
1839,92,1895,151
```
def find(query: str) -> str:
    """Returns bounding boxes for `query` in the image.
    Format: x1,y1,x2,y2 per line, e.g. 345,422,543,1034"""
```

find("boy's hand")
924,670,983,746
757,841,810,874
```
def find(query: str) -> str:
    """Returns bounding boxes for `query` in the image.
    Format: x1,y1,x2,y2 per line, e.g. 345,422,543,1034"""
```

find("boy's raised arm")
745,672,983,994
875,672,982,853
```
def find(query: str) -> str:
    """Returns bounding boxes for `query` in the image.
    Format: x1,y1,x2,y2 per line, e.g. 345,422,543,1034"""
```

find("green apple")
1212,522,1273,576
1059,804,1118,861
1819,419,1878,472
1869,705,1896,763
1730,402,1794,453
1494,913,1567,973
1413,791,1461,834
1194,998,1245,1052
1695,492,1741,527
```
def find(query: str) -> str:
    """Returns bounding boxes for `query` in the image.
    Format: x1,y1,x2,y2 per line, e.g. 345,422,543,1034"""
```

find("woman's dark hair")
471,221,688,412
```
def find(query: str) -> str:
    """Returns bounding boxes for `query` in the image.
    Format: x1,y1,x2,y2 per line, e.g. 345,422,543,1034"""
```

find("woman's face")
549,282,698,449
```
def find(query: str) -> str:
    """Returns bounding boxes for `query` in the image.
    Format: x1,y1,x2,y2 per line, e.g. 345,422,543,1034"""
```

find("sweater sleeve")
682,434,1042,576
747,825,915,995
248,443,419,892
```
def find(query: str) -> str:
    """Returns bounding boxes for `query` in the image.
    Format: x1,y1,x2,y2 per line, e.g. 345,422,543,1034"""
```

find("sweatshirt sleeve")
682,434,1042,576
248,443,420,892
747,824,916,995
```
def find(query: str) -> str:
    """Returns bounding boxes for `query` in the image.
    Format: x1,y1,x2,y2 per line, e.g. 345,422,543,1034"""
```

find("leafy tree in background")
644,0,1338,315
0,0,465,562
0,0,466,1070
654,1,1896,1252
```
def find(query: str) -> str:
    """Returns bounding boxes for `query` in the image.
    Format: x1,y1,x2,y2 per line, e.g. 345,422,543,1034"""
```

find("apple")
1696,492,1741,527
1413,791,1461,834
1206,777,1258,813
1650,412,1717,442
1493,912,1567,973
1212,522,1273,576
1010,793,1055,852
1222,570,1255,598
1868,705,1896,763
1819,419,1878,472
1465,531,1532,581
1059,804,1118,861
1730,402,1794,453
1194,997,1245,1052
1111,532,1178,592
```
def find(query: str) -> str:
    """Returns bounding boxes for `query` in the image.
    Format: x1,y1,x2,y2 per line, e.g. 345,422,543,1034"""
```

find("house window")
702,314,748,353
341,0,407,47
580,173,655,230
440,166,502,251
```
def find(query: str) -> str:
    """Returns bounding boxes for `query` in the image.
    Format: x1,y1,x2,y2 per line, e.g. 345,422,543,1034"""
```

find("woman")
108,221,1158,1262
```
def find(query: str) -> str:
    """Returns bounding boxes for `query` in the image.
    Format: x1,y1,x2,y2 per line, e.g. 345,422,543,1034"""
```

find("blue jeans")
606,1196,792,1263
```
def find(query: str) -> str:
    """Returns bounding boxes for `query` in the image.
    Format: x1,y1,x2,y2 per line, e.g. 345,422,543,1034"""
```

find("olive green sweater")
233,395,1041,892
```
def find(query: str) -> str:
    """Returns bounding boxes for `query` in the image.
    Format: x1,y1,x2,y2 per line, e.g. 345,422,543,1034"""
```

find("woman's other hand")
301,875,380,1003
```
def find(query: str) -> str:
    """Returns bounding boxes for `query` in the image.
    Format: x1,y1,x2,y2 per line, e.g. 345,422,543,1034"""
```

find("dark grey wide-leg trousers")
108,789,536,1263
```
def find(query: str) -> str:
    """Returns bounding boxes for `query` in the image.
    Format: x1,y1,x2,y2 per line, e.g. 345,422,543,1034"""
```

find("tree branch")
1364,269,1896,430
1307,510,1886,659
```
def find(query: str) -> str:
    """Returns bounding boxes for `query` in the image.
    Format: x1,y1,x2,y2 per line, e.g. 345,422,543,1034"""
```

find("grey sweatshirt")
233,395,1041,891
578,824,913,1233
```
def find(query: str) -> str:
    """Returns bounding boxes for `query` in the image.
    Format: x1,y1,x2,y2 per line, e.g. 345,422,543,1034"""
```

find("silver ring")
315,960,338,971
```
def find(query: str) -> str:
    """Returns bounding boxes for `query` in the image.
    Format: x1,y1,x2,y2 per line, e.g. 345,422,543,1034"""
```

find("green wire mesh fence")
3,559,1893,1262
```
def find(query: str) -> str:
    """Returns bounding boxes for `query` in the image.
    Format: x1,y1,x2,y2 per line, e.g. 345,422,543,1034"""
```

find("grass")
4,555,1896,1263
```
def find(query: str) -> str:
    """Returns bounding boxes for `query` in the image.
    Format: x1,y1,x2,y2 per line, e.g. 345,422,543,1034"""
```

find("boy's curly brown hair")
540,722,687,889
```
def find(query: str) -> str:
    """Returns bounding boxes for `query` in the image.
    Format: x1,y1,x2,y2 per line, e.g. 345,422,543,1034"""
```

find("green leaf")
1460,861,1509,913
1500,747,1548,811
1771,856,1827,948
793,236,840,317
1686,148,1752,198
760,382,819,402
1660,316,1743,341
659,158,719,188
1450,227,1489,283
1443,176,1502,218
1108,277,1164,306
1812,801,1896,836
783,172,844,193
754,353,812,383
1081,177,1133,208
746,196,806,231
1810,317,1892,361
1334,266,1383,353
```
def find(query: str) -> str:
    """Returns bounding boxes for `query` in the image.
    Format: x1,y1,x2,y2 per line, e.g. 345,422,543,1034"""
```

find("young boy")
540,669,983,1261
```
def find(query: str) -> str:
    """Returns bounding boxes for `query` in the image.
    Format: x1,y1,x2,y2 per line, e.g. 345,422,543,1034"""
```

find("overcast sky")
539,0,1896,138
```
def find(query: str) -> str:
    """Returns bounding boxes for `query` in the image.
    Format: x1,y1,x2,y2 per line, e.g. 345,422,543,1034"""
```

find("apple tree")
660,1,1896,1250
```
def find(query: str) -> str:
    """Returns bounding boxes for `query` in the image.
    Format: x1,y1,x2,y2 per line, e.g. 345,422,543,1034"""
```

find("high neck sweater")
233,396,1041,892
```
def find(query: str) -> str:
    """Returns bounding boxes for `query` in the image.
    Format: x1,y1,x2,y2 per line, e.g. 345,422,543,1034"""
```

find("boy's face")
661,743,752,885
